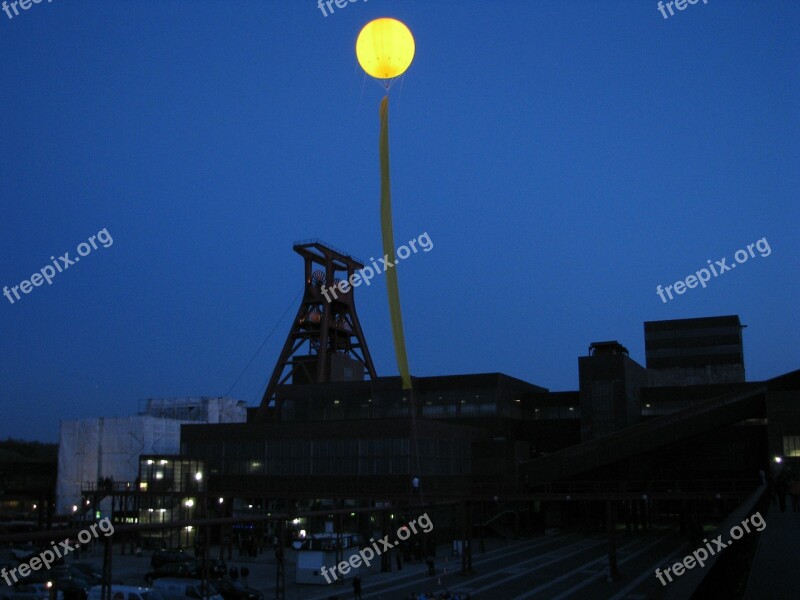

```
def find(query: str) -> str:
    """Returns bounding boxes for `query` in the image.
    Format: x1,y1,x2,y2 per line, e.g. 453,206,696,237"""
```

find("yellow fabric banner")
379,96,412,390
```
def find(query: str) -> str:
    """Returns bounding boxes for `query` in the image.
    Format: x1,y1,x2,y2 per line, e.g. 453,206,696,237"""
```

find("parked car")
9,547,64,567
86,586,162,600
209,578,263,600
144,562,201,585
24,565,104,589
150,550,192,570
9,546,37,562
52,574,94,600
0,582,52,600
152,579,223,600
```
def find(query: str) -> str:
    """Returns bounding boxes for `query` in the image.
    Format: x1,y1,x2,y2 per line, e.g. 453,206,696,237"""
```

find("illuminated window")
783,436,800,457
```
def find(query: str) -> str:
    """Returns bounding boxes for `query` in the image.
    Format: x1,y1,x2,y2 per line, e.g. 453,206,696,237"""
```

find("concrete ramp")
521,383,767,481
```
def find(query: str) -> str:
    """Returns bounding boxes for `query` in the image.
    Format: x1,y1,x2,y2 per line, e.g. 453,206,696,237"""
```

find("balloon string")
356,70,367,115
382,77,401,93
396,74,405,112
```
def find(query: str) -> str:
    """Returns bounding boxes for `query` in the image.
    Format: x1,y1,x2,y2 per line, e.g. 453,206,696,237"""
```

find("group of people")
228,565,250,584
97,475,115,490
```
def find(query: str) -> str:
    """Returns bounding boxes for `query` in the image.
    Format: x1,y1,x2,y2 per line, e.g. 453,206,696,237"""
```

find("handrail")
474,478,760,496
82,481,139,493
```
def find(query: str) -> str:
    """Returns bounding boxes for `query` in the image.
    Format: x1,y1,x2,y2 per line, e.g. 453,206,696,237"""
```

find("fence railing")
473,478,760,497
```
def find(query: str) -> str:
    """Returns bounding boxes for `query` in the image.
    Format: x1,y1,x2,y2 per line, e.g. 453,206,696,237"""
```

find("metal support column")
606,500,619,581
274,520,285,600
461,502,473,575
101,537,113,600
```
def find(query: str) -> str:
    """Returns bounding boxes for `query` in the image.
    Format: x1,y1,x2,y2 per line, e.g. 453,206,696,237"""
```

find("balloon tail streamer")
379,95,412,390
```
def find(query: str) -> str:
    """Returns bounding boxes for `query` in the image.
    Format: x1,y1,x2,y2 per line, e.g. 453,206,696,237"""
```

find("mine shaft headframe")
255,240,377,420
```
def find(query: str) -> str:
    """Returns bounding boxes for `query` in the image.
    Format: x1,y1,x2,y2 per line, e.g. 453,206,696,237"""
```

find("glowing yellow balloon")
356,18,415,80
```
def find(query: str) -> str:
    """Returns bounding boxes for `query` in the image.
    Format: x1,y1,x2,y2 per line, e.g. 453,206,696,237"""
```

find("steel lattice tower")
256,240,376,420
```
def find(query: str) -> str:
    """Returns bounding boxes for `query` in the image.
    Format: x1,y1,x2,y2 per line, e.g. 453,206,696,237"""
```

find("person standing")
788,473,800,512
425,556,435,576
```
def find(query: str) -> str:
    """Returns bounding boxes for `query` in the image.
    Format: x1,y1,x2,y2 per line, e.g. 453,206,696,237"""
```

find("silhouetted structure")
256,240,376,421
645,315,746,385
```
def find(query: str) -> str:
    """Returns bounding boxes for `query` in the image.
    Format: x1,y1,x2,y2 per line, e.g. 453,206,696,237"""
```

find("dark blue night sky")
1,1,798,441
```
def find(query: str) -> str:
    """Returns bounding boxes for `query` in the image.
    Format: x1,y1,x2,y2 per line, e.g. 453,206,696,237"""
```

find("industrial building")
56,396,246,516
0,440,58,530
172,244,798,558
41,242,799,594
180,313,794,524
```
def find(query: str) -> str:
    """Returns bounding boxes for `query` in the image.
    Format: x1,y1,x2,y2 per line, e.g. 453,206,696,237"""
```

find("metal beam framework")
256,241,377,421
